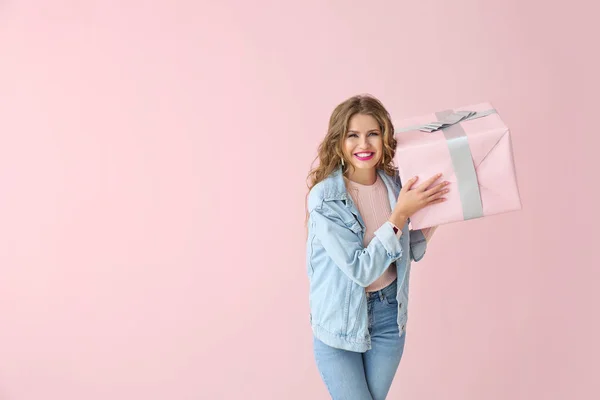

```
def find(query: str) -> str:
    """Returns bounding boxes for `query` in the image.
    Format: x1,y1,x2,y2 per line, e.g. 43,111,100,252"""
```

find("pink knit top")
345,175,397,292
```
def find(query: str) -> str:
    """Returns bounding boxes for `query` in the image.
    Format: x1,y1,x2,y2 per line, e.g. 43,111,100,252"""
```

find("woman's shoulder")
307,180,327,212
307,169,343,212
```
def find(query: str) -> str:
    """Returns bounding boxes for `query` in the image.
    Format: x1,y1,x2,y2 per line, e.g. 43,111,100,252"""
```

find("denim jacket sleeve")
389,169,428,262
409,228,427,262
309,205,404,287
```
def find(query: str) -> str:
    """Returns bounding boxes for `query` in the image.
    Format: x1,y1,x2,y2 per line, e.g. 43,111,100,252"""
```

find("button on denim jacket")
306,166,427,352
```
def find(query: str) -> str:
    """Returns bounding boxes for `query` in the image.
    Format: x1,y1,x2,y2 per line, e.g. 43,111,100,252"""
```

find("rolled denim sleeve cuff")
374,222,403,259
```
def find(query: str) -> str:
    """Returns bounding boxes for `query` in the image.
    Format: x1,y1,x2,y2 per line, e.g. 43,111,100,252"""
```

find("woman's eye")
348,132,378,138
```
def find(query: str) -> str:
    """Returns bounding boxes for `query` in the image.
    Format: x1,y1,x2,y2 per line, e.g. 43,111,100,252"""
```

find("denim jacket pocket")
344,219,363,234
383,294,400,308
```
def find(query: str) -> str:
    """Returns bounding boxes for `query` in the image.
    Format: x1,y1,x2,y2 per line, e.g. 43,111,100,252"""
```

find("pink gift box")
393,102,522,230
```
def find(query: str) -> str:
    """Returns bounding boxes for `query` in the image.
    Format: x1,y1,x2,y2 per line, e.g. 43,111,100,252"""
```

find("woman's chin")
349,161,378,170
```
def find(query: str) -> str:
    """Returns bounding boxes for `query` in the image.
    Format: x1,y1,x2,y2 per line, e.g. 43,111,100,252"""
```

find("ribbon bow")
396,108,497,134
419,110,478,132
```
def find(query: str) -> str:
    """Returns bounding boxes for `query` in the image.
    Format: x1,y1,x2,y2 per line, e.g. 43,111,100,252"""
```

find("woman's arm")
309,207,405,287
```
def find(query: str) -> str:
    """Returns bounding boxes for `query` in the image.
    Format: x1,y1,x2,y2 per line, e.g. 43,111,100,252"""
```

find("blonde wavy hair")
304,94,398,227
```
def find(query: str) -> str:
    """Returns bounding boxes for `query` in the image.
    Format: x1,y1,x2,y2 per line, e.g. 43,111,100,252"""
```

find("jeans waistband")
366,278,397,300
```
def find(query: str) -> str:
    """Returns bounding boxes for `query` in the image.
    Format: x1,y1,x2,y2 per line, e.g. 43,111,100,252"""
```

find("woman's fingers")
401,176,419,192
428,197,447,204
416,173,443,192
428,187,449,200
424,181,450,197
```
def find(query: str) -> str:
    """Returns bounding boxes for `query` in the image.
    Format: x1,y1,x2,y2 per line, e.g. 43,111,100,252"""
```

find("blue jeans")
313,279,406,400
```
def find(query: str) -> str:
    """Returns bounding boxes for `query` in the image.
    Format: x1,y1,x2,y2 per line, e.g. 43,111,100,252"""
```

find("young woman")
305,94,448,399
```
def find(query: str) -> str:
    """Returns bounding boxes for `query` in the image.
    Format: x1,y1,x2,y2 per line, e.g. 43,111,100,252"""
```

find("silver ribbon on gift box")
395,108,498,221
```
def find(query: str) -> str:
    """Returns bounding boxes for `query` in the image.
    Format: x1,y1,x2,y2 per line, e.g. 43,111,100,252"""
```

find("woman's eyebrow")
347,129,380,133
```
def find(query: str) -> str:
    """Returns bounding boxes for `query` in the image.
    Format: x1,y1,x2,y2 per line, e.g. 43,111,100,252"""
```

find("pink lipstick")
354,152,375,161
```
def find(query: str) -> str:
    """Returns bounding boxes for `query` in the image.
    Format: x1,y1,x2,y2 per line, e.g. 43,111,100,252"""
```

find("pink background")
0,1,598,399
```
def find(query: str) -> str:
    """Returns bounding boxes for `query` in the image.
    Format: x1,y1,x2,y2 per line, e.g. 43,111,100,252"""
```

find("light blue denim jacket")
306,166,427,352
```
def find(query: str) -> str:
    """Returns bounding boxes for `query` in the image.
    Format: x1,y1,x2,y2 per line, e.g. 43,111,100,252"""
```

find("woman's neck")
344,168,378,186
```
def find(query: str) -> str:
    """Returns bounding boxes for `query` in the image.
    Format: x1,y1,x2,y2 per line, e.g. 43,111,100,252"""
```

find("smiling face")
342,113,383,173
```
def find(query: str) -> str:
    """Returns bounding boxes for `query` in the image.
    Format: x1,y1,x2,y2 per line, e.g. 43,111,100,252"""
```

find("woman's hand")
389,173,449,227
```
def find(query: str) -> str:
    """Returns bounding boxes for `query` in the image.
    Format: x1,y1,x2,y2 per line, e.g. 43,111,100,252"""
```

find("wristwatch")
388,221,403,239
